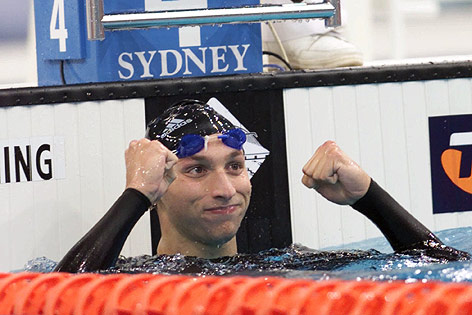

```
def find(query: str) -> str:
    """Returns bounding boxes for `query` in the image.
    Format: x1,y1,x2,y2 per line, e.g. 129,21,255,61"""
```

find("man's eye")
229,162,243,172
188,166,205,175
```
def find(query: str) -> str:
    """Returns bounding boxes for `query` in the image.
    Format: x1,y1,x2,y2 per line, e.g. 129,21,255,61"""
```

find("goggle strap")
204,135,210,152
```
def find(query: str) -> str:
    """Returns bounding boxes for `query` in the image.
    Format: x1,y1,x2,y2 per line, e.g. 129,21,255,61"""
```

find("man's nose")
209,170,237,200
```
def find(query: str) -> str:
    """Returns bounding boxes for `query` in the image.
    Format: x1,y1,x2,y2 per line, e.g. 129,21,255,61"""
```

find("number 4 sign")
34,0,85,60
50,0,68,52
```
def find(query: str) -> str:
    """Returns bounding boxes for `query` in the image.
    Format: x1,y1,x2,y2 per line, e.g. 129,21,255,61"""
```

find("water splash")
21,227,472,283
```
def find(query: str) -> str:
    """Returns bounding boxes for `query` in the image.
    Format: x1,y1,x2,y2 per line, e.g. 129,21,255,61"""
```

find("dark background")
144,89,292,254
429,114,472,214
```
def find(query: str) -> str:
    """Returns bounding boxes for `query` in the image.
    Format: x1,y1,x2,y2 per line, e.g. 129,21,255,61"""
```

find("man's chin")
202,232,237,249
195,218,243,249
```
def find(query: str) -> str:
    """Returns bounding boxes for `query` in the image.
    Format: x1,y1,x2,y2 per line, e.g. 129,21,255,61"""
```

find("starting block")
34,0,262,85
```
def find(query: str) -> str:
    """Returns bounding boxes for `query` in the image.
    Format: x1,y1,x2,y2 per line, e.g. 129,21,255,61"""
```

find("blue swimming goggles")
176,128,247,158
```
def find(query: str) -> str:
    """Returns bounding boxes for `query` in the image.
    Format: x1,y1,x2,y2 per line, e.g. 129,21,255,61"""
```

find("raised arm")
302,141,469,259
54,139,178,272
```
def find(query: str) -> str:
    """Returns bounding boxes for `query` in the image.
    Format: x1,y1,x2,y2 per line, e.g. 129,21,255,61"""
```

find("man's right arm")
54,139,178,273
53,188,151,272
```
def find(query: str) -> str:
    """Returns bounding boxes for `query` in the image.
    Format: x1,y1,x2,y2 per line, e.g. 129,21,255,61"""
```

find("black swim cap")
145,99,236,152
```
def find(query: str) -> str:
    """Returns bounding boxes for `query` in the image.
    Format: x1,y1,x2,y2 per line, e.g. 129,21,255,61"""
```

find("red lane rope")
0,272,471,315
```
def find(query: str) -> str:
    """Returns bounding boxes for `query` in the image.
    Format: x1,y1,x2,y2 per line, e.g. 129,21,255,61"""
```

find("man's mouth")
204,205,239,214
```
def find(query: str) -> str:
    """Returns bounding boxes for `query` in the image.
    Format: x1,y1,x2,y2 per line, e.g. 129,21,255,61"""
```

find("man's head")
146,99,236,154
146,100,252,257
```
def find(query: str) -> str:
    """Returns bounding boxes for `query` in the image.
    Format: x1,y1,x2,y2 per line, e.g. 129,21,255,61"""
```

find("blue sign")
34,0,85,60
105,0,145,14
35,0,262,85
429,114,472,214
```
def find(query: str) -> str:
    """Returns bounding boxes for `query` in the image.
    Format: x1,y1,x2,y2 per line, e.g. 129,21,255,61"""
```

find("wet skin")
156,137,252,258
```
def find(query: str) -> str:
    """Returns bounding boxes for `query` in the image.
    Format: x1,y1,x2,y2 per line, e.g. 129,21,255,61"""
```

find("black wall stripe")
1,61,472,106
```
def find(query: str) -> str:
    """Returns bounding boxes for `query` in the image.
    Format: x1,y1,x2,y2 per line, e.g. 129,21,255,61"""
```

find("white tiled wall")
284,78,472,250
0,99,149,272
2,78,472,271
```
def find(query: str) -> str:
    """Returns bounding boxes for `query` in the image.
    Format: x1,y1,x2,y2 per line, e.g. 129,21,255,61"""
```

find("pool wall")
0,61,471,272
284,78,472,249
0,99,151,272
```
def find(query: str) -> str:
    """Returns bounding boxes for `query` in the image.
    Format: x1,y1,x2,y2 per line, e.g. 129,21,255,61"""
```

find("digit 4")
50,0,68,52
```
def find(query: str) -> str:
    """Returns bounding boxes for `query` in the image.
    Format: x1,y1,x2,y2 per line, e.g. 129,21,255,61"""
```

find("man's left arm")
302,141,470,260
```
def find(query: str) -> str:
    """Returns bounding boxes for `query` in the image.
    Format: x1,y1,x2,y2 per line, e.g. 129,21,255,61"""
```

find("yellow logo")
441,131,472,194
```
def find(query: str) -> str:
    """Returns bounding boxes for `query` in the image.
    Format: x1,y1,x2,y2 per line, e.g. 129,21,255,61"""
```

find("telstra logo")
429,114,472,214
441,131,472,194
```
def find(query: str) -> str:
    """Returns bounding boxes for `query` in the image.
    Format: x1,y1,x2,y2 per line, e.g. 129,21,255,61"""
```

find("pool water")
23,226,472,282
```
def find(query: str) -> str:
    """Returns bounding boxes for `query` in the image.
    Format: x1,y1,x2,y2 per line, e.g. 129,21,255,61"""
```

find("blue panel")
208,0,260,8
35,0,262,85
429,114,472,214
104,0,145,14
94,24,262,82
104,0,260,13
34,0,85,60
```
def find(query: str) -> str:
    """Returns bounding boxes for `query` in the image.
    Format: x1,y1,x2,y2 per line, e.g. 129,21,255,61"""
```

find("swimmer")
54,99,469,273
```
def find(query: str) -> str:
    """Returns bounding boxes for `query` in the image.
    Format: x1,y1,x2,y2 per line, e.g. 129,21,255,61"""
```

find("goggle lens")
177,134,205,159
176,128,246,158
218,128,246,150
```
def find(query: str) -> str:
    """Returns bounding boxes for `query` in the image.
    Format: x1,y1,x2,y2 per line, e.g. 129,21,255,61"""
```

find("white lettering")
229,44,250,71
182,48,207,75
118,52,134,79
162,118,193,137
159,50,183,76
210,46,229,73
135,51,157,78
118,44,253,79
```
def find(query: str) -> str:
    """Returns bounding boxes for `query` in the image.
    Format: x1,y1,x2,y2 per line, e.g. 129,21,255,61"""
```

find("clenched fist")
302,141,371,205
125,138,178,204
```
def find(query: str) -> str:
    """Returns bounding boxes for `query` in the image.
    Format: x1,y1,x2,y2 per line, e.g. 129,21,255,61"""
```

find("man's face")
158,135,252,247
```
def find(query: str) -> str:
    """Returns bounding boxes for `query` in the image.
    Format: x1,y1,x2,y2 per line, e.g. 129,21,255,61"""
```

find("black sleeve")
352,179,470,260
54,188,152,273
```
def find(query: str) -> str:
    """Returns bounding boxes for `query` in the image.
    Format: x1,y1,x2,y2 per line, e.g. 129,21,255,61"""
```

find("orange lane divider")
1,272,472,315
13,273,71,315
0,273,42,314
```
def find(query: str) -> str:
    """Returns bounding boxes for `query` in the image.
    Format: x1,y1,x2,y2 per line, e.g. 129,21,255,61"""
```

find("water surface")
24,226,472,283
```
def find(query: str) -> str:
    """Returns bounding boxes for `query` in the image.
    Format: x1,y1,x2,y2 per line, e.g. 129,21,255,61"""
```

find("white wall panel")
355,84,384,240
0,108,11,270
424,80,458,231
401,82,434,229
284,78,472,250
78,102,105,231
448,79,472,115
308,87,341,248
122,99,150,257
6,106,34,270
284,88,319,248
0,99,146,272
30,105,60,263
54,103,82,257
378,83,412,211
332,86,366,245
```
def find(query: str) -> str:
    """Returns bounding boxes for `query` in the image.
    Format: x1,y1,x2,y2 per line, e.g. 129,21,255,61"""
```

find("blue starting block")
34,0,262,86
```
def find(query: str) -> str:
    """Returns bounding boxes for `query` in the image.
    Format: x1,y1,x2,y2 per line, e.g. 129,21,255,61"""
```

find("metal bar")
101,3,335,31
86,0,105,40
325,0,341,27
